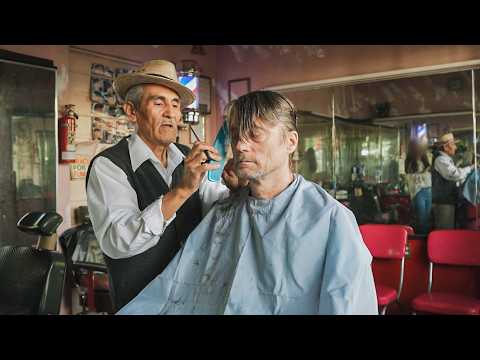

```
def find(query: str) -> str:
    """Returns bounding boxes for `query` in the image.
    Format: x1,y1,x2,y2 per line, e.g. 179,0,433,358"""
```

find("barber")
86,60,240,310
432,131,474,230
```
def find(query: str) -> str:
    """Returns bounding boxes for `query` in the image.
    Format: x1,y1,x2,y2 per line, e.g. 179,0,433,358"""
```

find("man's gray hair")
124,84,145,110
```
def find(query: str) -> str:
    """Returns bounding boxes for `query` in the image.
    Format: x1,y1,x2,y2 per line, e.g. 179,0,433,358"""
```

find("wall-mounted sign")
70,156,90,180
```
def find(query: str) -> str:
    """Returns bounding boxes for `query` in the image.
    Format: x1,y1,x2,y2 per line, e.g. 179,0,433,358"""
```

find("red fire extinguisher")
59,104,78,163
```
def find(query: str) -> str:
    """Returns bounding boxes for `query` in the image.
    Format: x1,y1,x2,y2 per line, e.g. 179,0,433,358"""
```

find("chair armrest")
74,262,108,273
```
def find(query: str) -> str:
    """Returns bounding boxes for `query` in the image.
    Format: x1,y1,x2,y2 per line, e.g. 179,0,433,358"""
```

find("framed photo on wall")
228,78,251,102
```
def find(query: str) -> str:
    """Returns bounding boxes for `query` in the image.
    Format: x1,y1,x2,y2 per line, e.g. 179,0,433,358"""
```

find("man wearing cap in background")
86,60,241,311
432,131,475,229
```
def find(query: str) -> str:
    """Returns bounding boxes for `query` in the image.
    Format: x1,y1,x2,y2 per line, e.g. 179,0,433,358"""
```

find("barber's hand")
222,158,249,192
178,141,222,196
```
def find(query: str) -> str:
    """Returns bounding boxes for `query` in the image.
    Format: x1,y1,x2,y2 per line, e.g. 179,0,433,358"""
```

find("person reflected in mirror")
432,131,475,230
405,139,432,235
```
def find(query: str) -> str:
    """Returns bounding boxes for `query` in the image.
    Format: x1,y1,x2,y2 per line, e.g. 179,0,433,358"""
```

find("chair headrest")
17,212,63,236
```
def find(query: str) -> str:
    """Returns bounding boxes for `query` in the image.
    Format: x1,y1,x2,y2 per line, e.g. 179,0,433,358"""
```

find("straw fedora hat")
113,60,195,107
434,132,460,146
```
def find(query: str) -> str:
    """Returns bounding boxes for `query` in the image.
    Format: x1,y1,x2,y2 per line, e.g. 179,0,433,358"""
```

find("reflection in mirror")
295,112,332,186
278,69,477,234
280,89,334,188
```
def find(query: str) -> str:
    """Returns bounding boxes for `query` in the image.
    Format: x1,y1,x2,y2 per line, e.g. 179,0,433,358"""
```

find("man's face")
444,141,457,156
126,84,182,146
230,117,296,181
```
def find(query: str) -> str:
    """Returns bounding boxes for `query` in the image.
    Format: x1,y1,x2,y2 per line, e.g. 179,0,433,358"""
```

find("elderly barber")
432,131,475,229
86,60,239,310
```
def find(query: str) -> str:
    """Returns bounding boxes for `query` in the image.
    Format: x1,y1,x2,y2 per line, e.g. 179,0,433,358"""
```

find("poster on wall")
90,63,116,105
90,63,136,144
69,156,90,180
91,116,135,144
90,64,133,113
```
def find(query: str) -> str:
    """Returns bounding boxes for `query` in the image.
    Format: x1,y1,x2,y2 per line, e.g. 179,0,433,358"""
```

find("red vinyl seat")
360,224,408,315
411,230,480,315
375,284,398,306
412,292,480,315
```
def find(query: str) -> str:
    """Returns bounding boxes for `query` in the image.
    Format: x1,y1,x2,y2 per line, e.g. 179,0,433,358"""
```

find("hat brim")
114,73,195,107
434,139,461,146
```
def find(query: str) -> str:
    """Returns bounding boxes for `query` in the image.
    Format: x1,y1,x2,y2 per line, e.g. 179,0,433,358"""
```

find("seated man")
118,91,378,315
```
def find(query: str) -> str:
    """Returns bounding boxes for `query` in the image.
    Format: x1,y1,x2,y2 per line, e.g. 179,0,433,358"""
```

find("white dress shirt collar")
127,133,185,172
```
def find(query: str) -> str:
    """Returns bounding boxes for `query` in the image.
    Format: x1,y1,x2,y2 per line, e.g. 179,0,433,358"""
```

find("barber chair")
0,212,66,315
59,219,113,314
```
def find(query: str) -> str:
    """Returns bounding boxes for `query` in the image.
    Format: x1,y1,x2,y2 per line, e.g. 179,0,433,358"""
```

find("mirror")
277,68,478,234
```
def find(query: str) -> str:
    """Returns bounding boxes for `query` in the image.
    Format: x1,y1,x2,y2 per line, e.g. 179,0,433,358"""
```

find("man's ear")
123,102,137,124
286,130,299,154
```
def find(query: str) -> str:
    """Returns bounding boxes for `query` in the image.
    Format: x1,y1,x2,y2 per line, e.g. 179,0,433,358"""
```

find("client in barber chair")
118,91,378,315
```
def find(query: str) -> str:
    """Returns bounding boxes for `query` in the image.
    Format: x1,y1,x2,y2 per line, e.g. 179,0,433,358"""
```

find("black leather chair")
59,219,112,314
0,212,66,315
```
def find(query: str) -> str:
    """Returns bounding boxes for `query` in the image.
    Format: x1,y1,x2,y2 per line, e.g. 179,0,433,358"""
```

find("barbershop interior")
2,45,480,315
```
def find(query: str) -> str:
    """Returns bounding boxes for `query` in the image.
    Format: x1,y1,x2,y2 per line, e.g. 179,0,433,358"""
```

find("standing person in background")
432,131,475,230
405,139,432,235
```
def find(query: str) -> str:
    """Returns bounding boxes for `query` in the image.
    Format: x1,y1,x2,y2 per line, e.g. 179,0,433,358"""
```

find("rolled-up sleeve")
87,157,173,259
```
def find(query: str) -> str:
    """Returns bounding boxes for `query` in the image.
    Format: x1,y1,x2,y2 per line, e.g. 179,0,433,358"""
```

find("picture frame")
90,76,116,105
228,77,251,102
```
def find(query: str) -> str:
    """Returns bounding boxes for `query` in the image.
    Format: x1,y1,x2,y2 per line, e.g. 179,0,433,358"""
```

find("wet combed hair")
226,91,298,169
227,90,298,142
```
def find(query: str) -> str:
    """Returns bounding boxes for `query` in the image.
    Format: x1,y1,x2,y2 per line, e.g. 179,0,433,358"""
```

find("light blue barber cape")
463,169,479,205
118,175,378,315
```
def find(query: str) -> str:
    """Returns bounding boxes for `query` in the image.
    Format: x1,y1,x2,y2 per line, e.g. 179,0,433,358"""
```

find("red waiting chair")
359,224,408,315
411,230,480,315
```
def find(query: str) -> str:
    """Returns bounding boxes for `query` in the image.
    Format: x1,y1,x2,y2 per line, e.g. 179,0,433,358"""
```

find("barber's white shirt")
86,133,230,259
434,151,474,185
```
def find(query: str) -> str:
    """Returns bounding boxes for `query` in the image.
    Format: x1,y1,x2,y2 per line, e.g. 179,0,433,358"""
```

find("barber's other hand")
178,141,221,196
222,158,249,192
